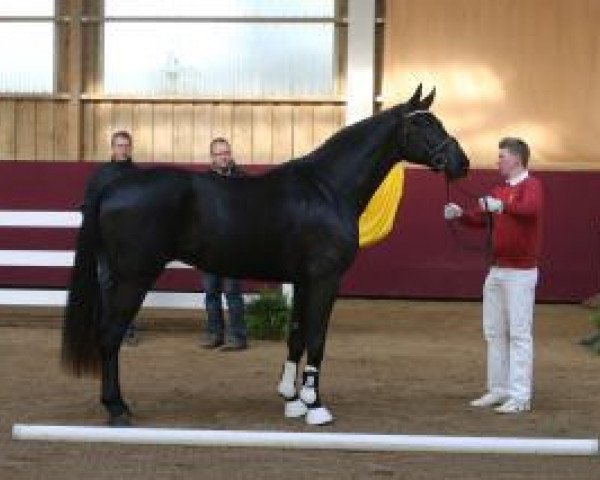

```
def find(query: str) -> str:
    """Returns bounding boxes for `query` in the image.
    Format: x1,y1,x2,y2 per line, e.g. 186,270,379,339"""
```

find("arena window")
0,1,55,93
102,0,336,97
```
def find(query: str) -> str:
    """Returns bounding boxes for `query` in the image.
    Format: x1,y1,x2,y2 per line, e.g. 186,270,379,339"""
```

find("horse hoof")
108,413,132,427
285,398,308,418
305,406,334,426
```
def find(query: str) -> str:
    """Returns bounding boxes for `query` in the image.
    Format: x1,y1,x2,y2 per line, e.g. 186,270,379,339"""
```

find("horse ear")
407,84,423,109
420,87,436,110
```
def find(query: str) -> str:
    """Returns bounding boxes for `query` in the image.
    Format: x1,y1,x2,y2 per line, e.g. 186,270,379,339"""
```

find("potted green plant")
581,306,600,354
245,288,291,340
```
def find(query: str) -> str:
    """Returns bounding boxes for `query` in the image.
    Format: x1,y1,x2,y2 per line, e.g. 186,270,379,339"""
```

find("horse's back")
97,168,196,272
95,163,358,282
186,164,358,279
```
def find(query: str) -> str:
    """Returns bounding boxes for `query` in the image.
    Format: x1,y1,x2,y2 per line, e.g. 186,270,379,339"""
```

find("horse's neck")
312,111,401,216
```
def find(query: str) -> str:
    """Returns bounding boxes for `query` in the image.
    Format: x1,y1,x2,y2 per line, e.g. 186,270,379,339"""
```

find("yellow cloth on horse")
358,164,405,247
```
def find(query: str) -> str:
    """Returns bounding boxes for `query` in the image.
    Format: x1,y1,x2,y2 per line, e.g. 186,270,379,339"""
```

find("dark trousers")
203,273,246,342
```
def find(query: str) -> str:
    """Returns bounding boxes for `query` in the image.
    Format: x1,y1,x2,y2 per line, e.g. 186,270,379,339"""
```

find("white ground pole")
11,425,599,456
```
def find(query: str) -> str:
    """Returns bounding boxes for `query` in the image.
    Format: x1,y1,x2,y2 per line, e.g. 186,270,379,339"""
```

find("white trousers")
482,266,538,402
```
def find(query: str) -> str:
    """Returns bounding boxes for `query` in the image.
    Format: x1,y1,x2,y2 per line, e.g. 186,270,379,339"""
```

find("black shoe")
202,336,224,349
220,340,248,352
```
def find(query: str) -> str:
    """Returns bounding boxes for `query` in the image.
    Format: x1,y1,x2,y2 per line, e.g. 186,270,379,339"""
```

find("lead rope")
445,177,494,267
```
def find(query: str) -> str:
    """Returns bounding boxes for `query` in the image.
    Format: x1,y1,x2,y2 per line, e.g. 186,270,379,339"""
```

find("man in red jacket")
444,137,543,414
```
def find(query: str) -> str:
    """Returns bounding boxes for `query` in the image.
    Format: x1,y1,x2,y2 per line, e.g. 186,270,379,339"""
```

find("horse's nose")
447,159,469,180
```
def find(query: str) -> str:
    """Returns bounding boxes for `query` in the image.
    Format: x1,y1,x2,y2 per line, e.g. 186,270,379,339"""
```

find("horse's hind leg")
298,275,339,425
277,283,308,418
99,279,149,426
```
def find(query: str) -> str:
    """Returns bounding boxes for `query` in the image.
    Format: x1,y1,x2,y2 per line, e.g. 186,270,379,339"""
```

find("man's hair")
111,130,132,147
210,137,231,155
499,137,530,167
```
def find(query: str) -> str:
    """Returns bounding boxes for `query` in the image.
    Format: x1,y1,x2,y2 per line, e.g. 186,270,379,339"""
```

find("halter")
402,110,455,172
403,109,493,264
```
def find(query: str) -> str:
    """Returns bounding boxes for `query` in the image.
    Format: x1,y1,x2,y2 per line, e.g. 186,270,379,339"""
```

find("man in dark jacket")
201,137,248,351
83,130,139,345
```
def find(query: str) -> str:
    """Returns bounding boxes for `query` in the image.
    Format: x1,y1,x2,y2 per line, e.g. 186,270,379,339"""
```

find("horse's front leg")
277,283,309,418
299,275,339,425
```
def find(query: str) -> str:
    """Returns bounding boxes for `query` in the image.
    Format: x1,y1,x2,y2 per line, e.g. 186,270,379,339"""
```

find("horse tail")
61,201,103,377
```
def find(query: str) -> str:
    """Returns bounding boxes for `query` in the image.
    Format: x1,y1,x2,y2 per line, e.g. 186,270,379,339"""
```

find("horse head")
397,84,469,180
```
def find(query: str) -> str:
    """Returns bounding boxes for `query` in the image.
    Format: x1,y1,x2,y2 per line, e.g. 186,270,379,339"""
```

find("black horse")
62,86,469,426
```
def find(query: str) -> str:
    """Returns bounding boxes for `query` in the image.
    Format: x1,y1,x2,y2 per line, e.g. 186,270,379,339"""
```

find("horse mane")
301,104,404,165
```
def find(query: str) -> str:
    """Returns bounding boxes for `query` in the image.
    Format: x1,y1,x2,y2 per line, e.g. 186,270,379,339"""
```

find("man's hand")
479,196,503,213
444,203,463,220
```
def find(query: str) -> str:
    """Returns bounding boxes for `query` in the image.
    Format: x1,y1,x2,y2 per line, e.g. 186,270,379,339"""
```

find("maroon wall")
1,162,599,302
342,168,600,302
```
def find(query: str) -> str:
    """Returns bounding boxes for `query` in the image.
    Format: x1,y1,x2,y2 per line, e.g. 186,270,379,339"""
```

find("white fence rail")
0,210,278,309
0,210,82,228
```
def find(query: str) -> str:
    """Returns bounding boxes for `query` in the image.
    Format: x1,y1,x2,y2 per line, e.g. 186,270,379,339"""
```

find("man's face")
497,148,522,179
111,136,132,161
211,141,232,169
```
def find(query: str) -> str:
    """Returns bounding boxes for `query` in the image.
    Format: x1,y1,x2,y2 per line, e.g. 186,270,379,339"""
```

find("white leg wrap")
299,386,317,405
277,361,298,399
299,366,334,425
284,398,308,418
305,406,334,425
300,366,318,405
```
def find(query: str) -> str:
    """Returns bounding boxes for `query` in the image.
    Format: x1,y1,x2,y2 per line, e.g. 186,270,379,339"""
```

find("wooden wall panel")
152,104,173,162
93,102,111,161
82,102,95,160
292,105,314,158
272,105,293,163
0,99,344,164
15,102,36,161
173,104,193,162
192,104,212,162
35,102,54,160
232,104,253,163
53,102,70,161
0,100,16,160
82,0,102,94
383,0,600,169
111,103,134,136
132,103,153,162
252,105,272,163
313,104,338,149
212,104,233,142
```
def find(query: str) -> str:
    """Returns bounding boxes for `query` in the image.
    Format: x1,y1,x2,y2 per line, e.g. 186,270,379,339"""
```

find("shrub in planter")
245,289,291,340
590,307,600,354
581,306,600,354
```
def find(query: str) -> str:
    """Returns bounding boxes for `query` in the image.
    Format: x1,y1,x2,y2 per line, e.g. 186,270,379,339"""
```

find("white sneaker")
494,399,531,414
469,393,508,408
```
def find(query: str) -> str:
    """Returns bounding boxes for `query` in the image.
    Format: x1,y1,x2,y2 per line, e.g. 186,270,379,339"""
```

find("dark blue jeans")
203,273,246,342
